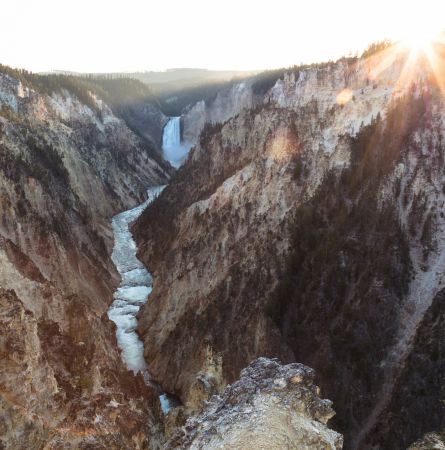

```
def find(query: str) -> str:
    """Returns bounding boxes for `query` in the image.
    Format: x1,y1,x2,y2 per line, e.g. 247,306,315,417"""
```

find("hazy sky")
1,0,444,73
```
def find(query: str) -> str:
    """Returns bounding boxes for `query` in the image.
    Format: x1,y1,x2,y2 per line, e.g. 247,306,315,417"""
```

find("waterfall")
162,117,191,168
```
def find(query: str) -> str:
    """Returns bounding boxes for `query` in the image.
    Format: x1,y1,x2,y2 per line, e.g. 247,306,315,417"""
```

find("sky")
1,0,444,73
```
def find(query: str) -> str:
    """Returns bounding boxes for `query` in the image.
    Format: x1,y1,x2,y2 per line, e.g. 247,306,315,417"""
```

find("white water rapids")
107,186,172,413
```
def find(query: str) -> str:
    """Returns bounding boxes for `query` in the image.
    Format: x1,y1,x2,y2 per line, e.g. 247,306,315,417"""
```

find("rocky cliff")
408,432,445,449
134,47,445,448
181,80,258,145
165,357,343,450
0,69,169,449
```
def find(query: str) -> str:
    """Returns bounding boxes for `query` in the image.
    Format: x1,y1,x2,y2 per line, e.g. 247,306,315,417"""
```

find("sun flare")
396,28,445,97
396,17,445,55
401,34,437,54
364,24,445,100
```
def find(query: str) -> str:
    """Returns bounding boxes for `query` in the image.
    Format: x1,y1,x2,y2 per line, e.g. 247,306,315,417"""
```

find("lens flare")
336,89,353,106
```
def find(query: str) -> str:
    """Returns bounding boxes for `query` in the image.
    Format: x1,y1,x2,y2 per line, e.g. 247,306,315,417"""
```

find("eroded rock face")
165,357,343,450
0,70,169,449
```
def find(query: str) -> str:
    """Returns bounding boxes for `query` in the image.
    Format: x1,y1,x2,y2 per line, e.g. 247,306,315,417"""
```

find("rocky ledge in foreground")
165,357,343,449
408,432,445,450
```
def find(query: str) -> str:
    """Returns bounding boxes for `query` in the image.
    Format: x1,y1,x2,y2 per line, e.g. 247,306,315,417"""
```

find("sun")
371,27,445,95
393,27,445,97
396,19,444,56
364,24,445,100
401,34,437,54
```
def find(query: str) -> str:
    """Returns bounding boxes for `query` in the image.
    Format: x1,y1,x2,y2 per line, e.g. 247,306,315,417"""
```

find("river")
107,117,190,414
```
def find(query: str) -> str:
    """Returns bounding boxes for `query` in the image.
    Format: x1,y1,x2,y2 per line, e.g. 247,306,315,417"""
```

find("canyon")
1,43,445,450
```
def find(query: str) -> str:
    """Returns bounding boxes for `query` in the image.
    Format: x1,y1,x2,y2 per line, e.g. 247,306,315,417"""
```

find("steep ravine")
133,52,402,406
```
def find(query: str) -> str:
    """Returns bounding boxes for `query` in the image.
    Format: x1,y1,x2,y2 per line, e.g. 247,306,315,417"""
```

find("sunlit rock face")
134,48,445,449
164,358,343,450
0,70,168,449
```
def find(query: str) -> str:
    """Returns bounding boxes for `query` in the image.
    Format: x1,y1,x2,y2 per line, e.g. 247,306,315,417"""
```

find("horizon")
39,67,260,75
1,0,444,74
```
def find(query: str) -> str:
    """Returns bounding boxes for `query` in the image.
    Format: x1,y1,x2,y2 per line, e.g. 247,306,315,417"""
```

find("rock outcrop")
408,433,445,450
165,357,342,450
134,47,445,448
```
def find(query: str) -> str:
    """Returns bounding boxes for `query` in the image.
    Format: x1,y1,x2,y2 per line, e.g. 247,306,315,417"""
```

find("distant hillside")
132,68,256,85
43,68,260,116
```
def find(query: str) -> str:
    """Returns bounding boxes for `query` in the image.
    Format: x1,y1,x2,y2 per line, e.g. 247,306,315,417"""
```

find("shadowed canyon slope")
133,48,445,448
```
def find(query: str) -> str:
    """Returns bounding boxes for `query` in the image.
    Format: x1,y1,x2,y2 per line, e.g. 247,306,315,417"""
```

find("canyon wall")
0,70,169,449
134,49,445,448
181,80,258,145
